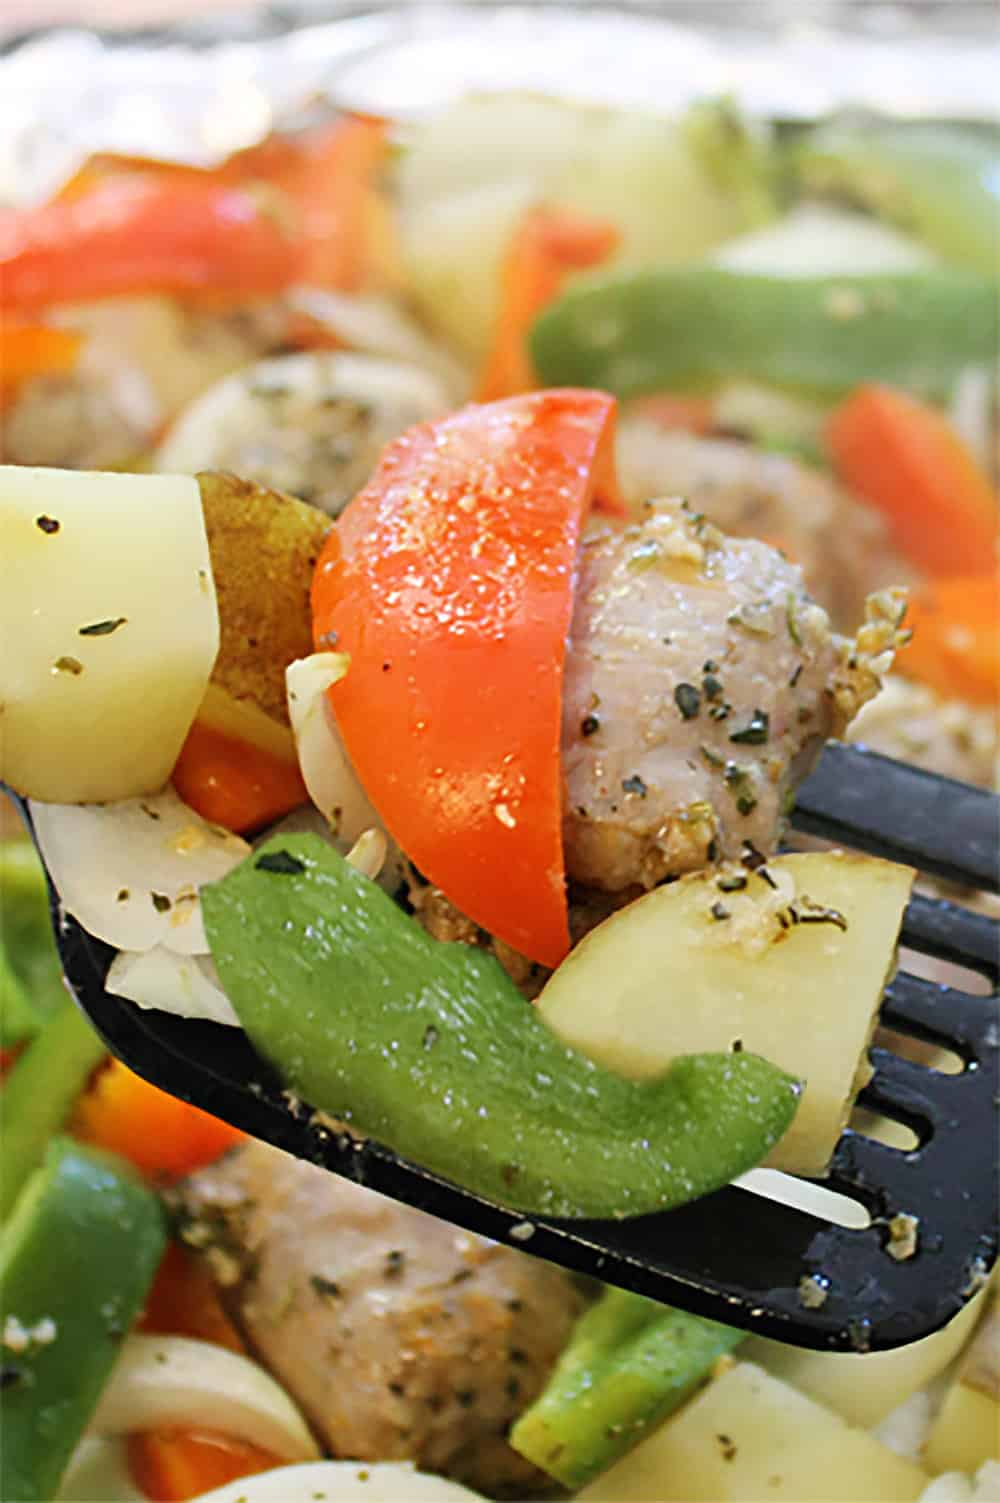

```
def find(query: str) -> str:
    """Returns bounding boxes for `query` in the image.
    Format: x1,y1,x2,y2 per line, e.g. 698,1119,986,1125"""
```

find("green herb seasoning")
786,593,803,646
628,538,662,572
674,683,701,720
724,764,758,816
729,710,770,746
727,602,775,637
78,618,127,638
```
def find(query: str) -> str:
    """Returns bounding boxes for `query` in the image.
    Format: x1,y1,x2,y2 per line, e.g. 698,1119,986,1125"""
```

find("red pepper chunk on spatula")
311,389,622,968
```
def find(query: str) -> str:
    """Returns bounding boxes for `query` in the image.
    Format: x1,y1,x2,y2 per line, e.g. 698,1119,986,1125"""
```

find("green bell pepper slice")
1,840,69,1047
530,265,998,403
1,1002,106,1220
511,1286,744,1490
0,1137,166,1503
794,119,1000,275
202,834,800,1221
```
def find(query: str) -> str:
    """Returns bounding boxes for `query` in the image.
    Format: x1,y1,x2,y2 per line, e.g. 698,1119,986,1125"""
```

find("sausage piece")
561,498,901,893
172,1142,586,1497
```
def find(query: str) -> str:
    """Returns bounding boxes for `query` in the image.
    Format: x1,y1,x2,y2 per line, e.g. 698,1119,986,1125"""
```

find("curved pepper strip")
312,389,622,968
0,178,300,310
0,320,81,393
0,115,387,312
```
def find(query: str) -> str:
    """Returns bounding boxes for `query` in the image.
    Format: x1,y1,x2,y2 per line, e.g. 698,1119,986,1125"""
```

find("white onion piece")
345,827,388,881
919,1463,1000,1503
30,789,249,955
90,1335,319,1463
285,653,402,892
106,947,239,1028
918,1476,973,1503
285,653,352,826
57,1436,145,1502
286,287,471,402
189,1461,487,1503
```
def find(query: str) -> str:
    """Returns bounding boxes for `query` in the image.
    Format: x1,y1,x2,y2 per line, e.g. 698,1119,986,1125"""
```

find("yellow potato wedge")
197,471,331,730
580,1361,928,1502
538,850,915,1176
1,465,217,804
925,1302,1000,1476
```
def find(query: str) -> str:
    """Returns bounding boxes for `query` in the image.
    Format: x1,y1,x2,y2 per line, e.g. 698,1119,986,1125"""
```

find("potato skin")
198,471,331,726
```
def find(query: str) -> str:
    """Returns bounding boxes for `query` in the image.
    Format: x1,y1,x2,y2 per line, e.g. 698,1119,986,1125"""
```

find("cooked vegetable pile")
0,76,997,1503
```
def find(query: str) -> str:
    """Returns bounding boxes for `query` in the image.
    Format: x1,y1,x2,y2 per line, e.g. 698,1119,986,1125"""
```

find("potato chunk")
0,465,217,804
925,1301,1000,1477
743,1287,989,1427
580,1362,927,1501
196,471,330,730
538,850,915,1175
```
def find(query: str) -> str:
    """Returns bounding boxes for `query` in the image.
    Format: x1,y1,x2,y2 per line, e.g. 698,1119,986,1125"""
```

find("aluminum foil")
2,2,998,207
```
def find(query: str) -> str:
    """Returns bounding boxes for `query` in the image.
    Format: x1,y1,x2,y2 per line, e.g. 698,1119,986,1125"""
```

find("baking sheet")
2,2,998,208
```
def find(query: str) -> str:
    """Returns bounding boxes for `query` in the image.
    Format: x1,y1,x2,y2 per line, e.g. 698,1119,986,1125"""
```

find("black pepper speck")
674,683,701,720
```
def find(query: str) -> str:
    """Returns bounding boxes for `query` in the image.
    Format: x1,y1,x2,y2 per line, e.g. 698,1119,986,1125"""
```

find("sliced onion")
918,1474,976,1503
285,653,402,892
345,827,388,881
90,1335,319,1464
29,789,249,955
57,1436,145,1502
188,1461,486,1503
286,287,470,402
106,948,239,1028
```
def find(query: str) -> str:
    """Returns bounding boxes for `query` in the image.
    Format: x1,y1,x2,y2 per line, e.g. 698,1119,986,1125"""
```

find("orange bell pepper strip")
0,319,81,391
269,115,388,292
896,573,999,706
312,389,621,969
826,384,998,578
171,722,307,837
138,1242,245,1354
2,114,388,313
128,1430,281,1502
476,206,620,402
0,177,303,312
71,1057,244,1182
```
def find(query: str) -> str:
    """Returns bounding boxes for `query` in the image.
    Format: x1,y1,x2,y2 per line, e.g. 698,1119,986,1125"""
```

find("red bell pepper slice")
0,319,81,392
128,1430,280,1501
0,115,387,312
312,389,621,968
171,722,308,837
0,178,301,311
476,205,620,402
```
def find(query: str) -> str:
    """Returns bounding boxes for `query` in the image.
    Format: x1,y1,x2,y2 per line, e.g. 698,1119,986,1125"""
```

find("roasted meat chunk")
173,1142,587,1497
615,423,914,627
560,498,904,893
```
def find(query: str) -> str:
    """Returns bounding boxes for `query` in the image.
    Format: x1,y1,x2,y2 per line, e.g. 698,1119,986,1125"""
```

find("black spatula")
10,742,999,1352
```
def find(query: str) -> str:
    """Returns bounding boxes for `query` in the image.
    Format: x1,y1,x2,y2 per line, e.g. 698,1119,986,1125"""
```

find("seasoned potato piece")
0,465,217,804
580,1361,928,1501
538,850,915,1176
743,1287,989,1428
197,472,331,728
925,1301,1000,1477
